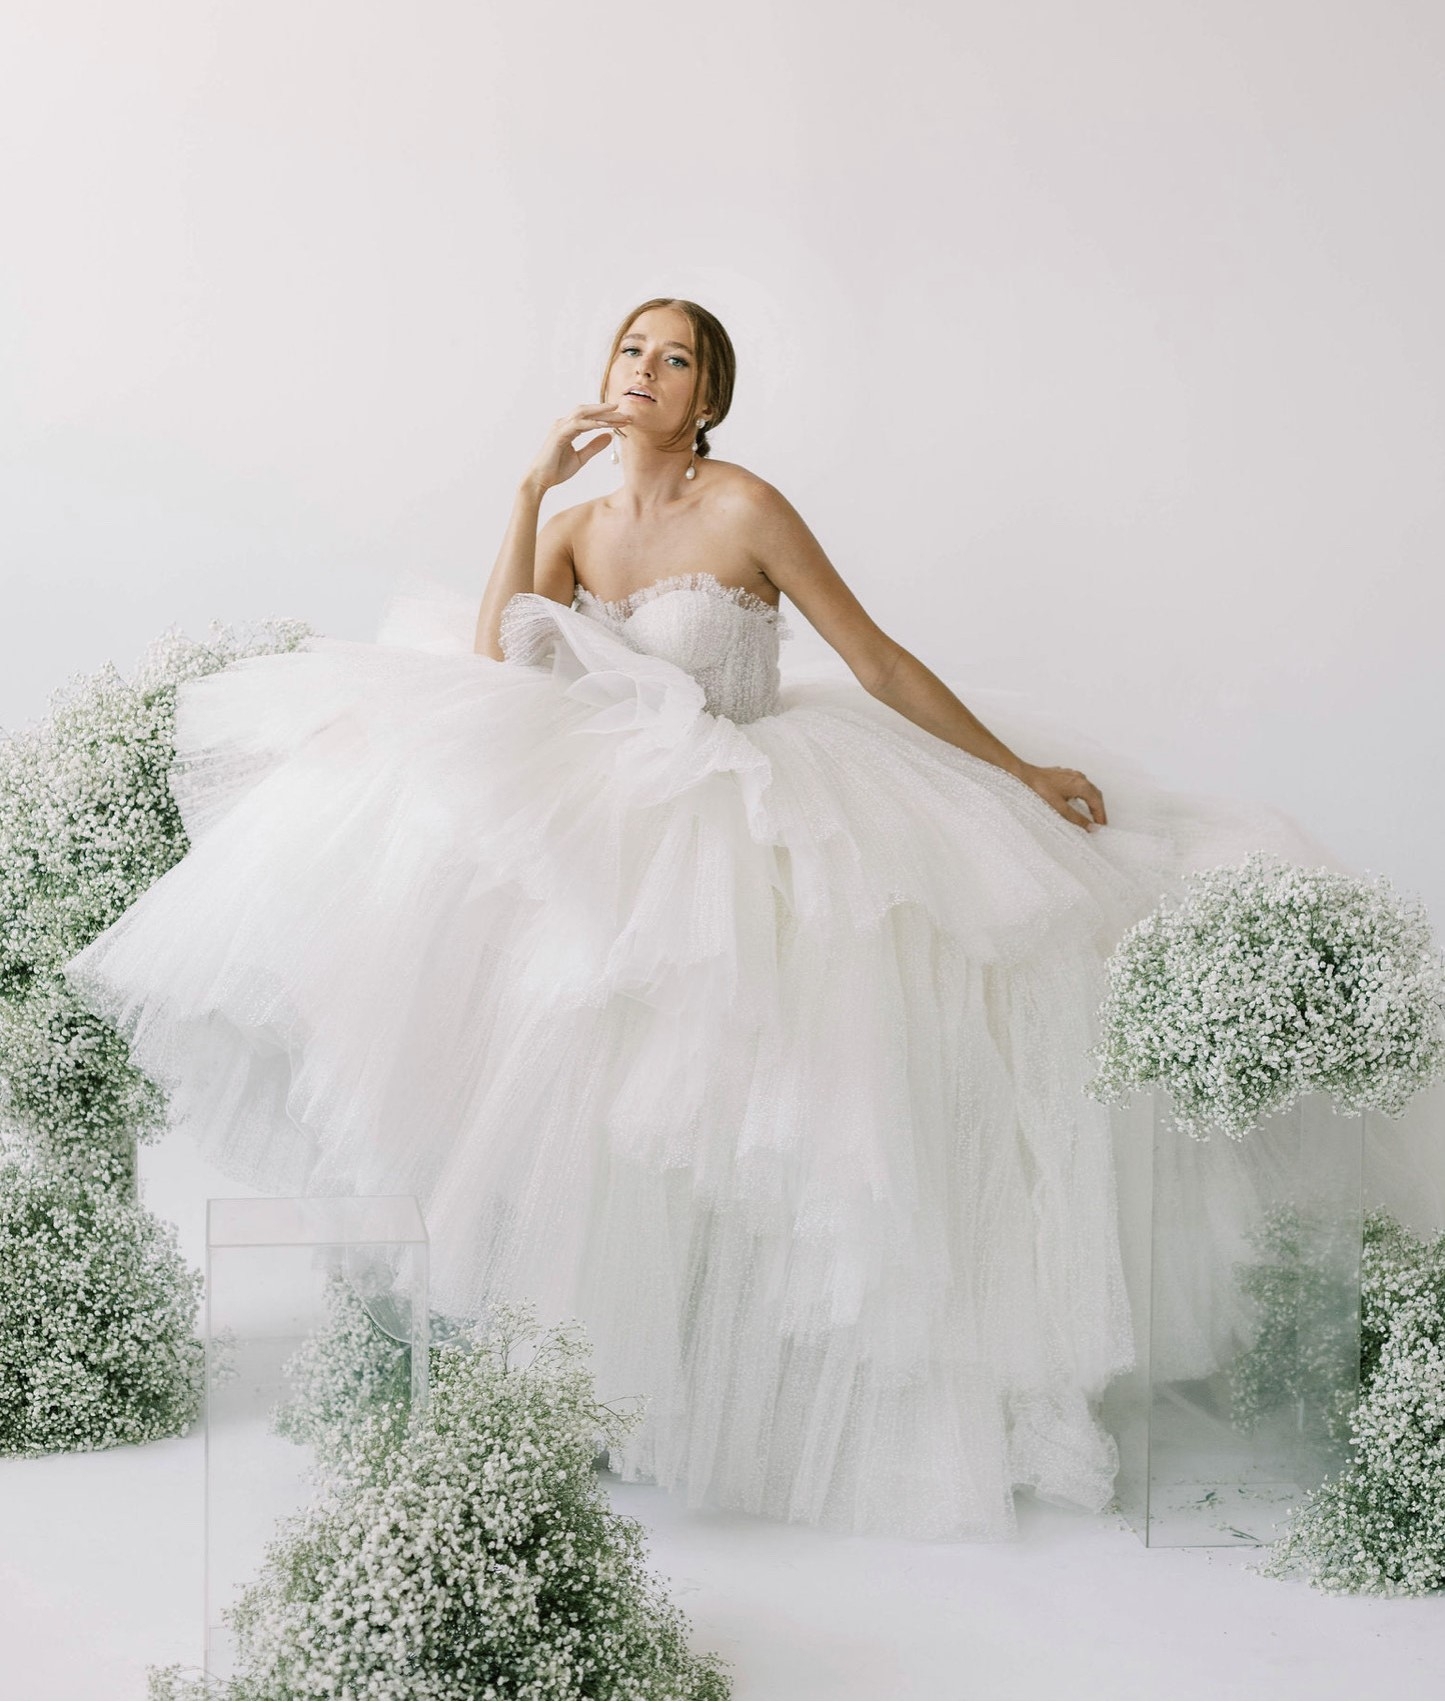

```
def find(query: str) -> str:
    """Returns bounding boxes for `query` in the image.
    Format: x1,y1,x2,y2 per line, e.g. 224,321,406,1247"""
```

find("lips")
624,389,656,402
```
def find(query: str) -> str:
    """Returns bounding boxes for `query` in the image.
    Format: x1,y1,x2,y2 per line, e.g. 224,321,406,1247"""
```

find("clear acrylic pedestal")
1103,1092,1367,1546
204,1196,430,1681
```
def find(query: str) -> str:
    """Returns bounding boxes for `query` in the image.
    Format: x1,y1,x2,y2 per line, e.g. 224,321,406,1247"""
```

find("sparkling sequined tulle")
65,573,1340,1540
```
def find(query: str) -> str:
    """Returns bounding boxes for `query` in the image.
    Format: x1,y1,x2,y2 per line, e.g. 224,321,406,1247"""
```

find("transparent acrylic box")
1103,1092,1367,1546
205,1196,430,1680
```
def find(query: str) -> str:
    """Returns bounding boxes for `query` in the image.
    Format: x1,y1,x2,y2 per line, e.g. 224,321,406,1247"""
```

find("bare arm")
742,482,1108,831
473,403,629,659
473,482,547,660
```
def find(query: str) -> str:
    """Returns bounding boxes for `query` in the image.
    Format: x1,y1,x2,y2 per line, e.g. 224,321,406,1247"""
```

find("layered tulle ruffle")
65,581,1336,1539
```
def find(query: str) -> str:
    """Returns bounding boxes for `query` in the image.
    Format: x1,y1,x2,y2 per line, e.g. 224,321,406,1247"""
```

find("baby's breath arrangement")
149,1295,731,1702
0,978,157,1192
269,1270,419,1465
1263,1211,1445,1594
0,620,308,1458
1228,1203,1362,1442
0,1140,203,1455
1087,852,1445,1139
0,621,310,1181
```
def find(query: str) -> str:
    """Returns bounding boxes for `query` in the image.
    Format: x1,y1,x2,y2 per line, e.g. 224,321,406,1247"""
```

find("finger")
576,432,613,464
566,421,619,447
1067,780,1106,827
558,410,620,436
1058,772,1106,829
1051,794,1094,830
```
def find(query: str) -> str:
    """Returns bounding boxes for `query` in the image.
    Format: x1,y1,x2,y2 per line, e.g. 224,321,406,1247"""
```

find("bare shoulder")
701,462,817,570
536,493,592,564
541,493,598,538
704,464,900,690
533,495,592,603
703,458,782,511
700,461,803,553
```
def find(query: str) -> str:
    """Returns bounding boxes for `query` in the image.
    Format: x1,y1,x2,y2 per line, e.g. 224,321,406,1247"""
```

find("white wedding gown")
64,570,1338,1540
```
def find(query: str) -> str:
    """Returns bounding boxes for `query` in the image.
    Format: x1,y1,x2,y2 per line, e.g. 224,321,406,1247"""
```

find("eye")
667,355,688,368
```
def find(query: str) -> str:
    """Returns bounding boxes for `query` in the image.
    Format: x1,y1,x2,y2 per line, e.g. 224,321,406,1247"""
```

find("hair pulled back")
600,297,736,459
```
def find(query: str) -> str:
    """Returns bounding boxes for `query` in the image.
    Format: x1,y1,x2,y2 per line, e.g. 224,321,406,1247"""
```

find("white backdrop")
2,1,1442,1202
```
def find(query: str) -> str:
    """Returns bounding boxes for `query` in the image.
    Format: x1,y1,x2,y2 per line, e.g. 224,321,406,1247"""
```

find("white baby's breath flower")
0,1144,203,1456
1264,1212,1445,1596
1087,851,1445,1139
0,621,308,1458
152,1286,729,1700
0,618,311,1171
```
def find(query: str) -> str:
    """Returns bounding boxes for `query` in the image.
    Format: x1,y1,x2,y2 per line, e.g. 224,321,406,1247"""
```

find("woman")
475,301,1107,837
65,296,1333,1541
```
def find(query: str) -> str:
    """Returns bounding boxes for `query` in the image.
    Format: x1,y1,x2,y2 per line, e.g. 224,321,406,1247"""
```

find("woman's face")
606,307,704,445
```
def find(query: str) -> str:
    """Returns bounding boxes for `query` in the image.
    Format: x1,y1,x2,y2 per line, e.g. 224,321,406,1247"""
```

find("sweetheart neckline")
572,571,785,625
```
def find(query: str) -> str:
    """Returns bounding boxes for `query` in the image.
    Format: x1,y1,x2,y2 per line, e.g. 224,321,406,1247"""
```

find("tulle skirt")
64,584,1342,1539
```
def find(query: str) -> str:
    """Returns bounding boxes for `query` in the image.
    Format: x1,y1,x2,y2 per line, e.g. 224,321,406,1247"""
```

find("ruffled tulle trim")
573,570,795,640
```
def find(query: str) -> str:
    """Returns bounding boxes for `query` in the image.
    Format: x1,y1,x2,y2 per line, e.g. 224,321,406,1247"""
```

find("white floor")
2,1130,1443,1702
4,1428,1445,1702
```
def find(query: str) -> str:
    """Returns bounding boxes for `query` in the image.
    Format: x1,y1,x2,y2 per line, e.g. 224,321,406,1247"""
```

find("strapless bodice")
570,571,791,724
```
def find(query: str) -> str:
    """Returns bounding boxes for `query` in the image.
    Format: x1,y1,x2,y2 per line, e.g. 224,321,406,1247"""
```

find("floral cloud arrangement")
0,1140,204,1455
149,1286,732,1701
0,622,306,1458
1087,851,1445,1140
1264,1211,1445,1595
0,622,309,1184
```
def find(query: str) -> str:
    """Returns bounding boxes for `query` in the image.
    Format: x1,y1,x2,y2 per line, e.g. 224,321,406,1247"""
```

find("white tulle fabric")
64,572,1342,1541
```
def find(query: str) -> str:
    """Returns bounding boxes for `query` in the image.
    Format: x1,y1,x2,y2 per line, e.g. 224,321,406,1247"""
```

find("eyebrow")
622,336,693,352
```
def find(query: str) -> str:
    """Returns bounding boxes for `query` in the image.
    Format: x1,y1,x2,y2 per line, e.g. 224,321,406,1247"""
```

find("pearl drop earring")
685,418,707,481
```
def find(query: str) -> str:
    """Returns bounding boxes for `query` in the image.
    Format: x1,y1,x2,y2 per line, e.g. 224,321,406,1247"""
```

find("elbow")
473,616,505,662
859,638,907,699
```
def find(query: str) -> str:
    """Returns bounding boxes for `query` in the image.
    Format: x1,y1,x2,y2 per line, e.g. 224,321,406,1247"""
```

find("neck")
610,435,698,514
